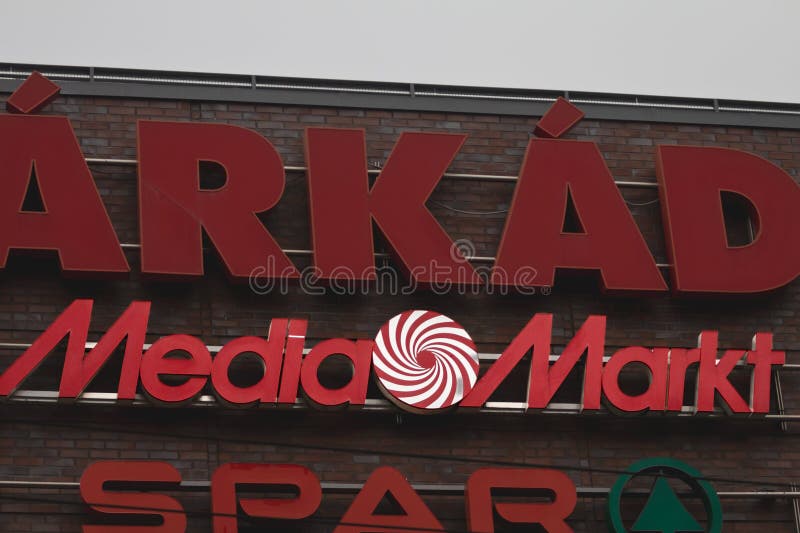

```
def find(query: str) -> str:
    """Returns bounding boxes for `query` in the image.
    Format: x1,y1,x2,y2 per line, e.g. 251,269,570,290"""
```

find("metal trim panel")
2,78,800,129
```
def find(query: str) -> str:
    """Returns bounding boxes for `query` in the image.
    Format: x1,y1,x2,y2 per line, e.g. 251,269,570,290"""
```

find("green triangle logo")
631,477,704,533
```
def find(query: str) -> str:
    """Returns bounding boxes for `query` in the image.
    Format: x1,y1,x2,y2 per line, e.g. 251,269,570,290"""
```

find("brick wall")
0,90,798,532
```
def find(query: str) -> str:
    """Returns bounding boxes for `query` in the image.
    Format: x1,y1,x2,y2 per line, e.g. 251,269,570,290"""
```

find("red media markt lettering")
0,300,785,416
1,73,799,293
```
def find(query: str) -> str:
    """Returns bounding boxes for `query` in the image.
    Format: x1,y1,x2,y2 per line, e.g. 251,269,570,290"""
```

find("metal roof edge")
1,63,799,129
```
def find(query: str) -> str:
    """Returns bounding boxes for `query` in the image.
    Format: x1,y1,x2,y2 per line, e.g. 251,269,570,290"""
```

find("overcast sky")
2,0,798,104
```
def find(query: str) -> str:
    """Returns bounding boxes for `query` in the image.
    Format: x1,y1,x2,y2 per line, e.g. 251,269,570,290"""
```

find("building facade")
0,64,798,532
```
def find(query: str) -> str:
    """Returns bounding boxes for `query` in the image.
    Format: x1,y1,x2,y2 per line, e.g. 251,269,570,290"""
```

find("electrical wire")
0,493,473,533
0,417,794,490
433,198,660,213
430,201,509,216
624,198,660,207
0,473,790,531
83,161,662,212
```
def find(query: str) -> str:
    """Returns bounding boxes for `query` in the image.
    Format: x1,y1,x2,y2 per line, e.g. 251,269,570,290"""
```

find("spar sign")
2,73,800,294
0,300,785,415
77,457,723,532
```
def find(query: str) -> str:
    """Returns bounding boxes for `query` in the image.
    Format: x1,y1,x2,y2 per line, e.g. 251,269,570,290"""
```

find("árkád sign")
2,73,800,294
0,300,784,416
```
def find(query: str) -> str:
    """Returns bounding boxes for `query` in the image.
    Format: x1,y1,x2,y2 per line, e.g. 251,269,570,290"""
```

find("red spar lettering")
81,461,578,533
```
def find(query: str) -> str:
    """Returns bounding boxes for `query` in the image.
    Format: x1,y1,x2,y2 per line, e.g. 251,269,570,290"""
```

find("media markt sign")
607,458,723,533
0,302,786,416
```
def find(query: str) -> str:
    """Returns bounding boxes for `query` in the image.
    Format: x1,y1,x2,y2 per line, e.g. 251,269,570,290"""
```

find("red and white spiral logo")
372,310,479,412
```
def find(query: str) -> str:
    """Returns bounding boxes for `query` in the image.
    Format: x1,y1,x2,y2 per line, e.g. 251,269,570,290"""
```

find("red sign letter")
140,335,211,404
277,319,308,405
0,300,148,400
747,333,785,413
334,467,443,533
494,139,666,291
466,468,577,533
529,315,606,410
305,128,476,285
657,145,800,293
695,331,750,414
212,463,321,533
211,319,288,407
80,461,185,532
138,121,298,280
601,347,668,413
461,314,552,408
300,339,373,407
0,115,128,273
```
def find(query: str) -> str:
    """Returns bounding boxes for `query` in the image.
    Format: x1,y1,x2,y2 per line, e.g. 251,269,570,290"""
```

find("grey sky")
2,0,798,103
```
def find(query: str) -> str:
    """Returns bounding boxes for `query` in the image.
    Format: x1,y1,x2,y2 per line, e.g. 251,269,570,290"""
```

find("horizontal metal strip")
84,158,665,264
3,63,796,116
117,243,673,268
0,479,795,499
73,161,666,264
84,158,660,189
2,341,794,369
3,390,797,419
3,75,800,129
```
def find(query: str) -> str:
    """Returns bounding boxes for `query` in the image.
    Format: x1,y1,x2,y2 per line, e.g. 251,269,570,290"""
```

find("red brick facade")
0,88,798,532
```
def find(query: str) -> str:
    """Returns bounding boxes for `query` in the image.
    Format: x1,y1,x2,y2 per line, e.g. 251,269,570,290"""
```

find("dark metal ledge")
1,63,800,129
